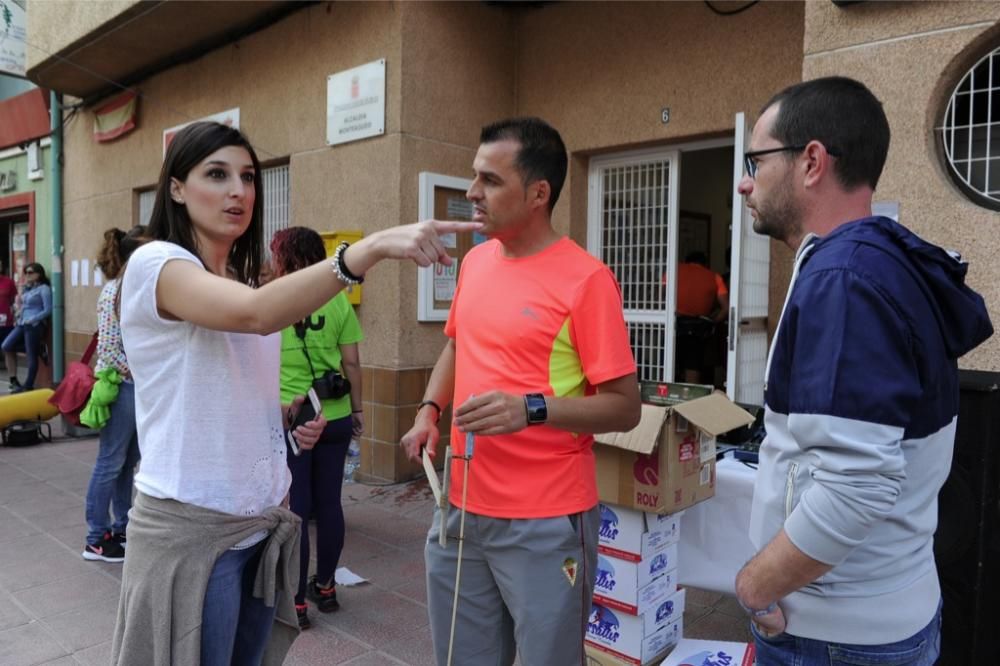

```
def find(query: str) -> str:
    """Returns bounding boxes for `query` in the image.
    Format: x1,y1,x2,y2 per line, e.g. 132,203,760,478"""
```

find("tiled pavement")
0,432,750,666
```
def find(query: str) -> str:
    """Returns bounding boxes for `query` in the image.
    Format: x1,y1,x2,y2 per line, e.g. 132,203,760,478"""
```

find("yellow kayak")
0,388,60,427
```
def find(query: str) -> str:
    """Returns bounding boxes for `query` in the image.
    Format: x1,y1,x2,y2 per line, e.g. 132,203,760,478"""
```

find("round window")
941,45,1000,211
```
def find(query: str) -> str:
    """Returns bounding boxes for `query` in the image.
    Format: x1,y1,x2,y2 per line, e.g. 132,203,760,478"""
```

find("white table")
677,455,757,595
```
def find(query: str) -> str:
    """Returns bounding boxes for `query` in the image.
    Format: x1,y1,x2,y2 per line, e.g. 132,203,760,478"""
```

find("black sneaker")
307,576,340,612
295,603,311,630
8,377,20,392
82,531,125,563
112,532,126,550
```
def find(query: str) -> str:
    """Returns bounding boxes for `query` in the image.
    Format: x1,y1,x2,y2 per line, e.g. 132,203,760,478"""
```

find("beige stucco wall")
61,2,410,363
513,0,805,244
59,0,808,373
26,0,141,72
783,1,1000,371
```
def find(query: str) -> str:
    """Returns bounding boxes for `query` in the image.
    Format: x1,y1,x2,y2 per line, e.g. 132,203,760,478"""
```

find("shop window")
941,44,1000,211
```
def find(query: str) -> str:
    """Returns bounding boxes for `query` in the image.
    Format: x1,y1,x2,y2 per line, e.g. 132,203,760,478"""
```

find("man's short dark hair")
480,117,568,212
764,76,890,191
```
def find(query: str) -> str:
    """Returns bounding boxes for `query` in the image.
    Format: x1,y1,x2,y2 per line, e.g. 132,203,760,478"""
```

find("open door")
726,112,769,405
588,149,680,383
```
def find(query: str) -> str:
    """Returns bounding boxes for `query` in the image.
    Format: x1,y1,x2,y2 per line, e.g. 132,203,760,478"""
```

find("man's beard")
751,178,802,244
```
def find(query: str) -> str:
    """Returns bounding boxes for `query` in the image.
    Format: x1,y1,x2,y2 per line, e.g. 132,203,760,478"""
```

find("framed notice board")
417,172,485,322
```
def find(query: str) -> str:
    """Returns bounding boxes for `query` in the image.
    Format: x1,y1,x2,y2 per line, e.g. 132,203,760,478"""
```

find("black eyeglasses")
743,144,840,179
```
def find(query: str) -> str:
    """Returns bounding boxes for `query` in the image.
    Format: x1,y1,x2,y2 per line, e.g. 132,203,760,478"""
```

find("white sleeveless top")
120,241,290,524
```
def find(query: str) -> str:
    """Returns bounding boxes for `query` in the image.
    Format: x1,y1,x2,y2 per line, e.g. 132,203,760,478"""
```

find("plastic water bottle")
344,439,361,483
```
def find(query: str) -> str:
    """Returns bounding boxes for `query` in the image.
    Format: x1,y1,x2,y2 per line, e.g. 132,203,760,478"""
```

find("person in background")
270,226,364,631
674,251,728,383
81,226,149,563
0,262,17,357
3,262,52,393
110,120,475,665
734,76,993,665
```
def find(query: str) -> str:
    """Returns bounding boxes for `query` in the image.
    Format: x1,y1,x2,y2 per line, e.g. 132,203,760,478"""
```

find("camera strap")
294,320,323,380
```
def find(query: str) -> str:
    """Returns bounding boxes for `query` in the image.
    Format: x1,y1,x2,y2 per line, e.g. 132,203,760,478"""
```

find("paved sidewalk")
0,435,749,665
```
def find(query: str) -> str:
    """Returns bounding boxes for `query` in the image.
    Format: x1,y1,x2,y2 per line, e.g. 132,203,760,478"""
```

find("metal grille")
138,189,155,227
628,320,667,383
594,158,673,381
734,328,767,405
942,45,1000,208
738,224,770,320
262,165,290,256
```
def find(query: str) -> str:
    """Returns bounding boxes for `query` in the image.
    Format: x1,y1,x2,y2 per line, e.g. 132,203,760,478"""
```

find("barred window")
941,44,1000,211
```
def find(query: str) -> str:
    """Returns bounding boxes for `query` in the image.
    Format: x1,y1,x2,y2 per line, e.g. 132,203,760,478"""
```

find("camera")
312,369,351,400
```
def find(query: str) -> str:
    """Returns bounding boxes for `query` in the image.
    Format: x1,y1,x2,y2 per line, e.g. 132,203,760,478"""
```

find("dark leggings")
2,322,44,389
286,415,352,604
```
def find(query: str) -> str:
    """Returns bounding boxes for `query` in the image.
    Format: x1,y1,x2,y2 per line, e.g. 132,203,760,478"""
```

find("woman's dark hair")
270,227,327,277
148,121,264,285
96,225,149,280
23,262,50,286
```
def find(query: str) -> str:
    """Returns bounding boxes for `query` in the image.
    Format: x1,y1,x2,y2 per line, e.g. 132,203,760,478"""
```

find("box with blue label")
592,547,678,615
598,502,682,562
659,638,755,666
586,593,684,666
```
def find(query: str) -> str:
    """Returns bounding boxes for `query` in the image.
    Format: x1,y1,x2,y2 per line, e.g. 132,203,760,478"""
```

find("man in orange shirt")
401,117,640,665
675,251,728,383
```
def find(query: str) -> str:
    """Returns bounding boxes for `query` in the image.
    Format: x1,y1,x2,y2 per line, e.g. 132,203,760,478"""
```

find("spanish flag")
93,91,138,143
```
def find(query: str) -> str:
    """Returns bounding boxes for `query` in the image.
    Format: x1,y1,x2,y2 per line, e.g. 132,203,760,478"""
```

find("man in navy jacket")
734,76,993,665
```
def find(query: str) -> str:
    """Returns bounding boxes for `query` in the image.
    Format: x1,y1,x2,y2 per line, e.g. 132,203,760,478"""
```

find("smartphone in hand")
287,388,322,456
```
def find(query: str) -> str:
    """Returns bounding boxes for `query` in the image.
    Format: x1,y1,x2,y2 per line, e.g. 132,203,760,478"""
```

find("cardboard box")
640,381,713,406
593,552,677,615
595,393,755,514
659,638,756,666
586,605,683,666
598,503,682,562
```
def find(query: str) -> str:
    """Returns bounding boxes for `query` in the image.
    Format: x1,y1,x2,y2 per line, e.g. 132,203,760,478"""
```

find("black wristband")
418,399,442,422
335,241,365,284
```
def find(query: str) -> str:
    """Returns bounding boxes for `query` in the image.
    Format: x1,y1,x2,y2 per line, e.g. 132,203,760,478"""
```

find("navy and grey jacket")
749,216,992,644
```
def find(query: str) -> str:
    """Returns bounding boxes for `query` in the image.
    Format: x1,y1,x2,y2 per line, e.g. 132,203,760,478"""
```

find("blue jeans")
2,322,44,388
286,416,352,603
752,600,942,666
84,382,140,544
201,541,277,665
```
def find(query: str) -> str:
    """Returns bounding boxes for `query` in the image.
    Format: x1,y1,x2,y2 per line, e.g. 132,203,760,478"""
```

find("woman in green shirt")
271,227,364,631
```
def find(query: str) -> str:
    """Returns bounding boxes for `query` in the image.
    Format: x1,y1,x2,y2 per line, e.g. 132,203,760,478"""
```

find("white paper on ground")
335,567,368,586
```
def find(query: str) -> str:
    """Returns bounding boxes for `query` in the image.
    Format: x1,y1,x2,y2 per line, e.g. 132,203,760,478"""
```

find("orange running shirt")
444,238,636,518
676,262,728,317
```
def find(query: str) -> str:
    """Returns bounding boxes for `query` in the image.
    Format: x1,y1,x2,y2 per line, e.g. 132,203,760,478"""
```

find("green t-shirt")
279,292,363,420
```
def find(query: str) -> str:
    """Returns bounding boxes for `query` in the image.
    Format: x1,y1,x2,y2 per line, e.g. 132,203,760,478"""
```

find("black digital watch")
524,393,548,426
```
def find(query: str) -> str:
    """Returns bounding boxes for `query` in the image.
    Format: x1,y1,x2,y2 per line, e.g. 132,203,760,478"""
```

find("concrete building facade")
25,1,1000,483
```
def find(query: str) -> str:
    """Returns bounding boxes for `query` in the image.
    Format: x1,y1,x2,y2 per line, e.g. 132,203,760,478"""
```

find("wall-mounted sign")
417,172,486,322
0,0,27,78
162,108,240,157
0,169,15,191
326,59,385,147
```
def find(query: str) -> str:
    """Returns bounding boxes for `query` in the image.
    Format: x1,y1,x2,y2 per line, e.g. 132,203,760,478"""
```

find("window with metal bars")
941,44,1000,211
592,156,675,383
261,164,289,256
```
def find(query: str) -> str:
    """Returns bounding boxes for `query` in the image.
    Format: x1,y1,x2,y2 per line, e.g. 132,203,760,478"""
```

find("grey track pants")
424,504,600,666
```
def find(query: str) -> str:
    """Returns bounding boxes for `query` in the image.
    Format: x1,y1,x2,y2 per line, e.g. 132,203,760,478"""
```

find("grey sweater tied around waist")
111,492,301,665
